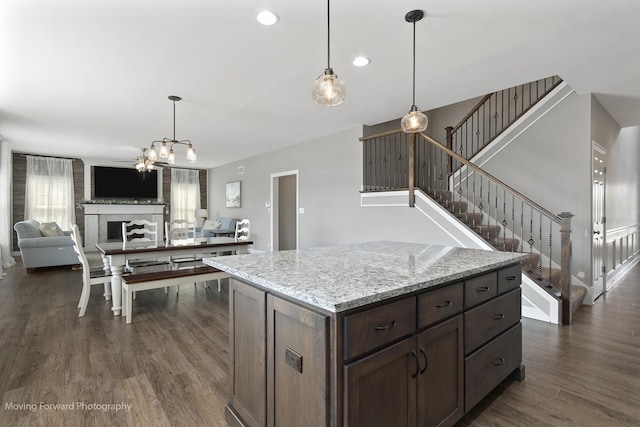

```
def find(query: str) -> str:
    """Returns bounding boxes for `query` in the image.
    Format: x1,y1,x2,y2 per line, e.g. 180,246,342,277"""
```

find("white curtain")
25,155,76,231
0,141,16,277
170,168,201,223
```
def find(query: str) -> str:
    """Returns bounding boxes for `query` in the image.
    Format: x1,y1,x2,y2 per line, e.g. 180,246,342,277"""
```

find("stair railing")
445,76,563,172
361,128,574,324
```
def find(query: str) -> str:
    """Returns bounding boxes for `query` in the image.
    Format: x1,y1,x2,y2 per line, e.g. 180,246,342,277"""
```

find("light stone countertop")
203,241,526,313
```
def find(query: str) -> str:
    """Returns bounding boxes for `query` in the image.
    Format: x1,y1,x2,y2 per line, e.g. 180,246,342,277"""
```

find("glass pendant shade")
148,145,157,161
401,105,428,133
312,68,346,106
159,142,169,158
168,149,175,164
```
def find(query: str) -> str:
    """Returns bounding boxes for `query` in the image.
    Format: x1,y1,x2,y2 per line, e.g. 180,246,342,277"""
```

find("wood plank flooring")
0,259,638,426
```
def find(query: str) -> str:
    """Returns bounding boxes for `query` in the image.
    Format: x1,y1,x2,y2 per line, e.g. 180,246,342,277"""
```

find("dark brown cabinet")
228,279,266,427
345,314,463,427
226,263,523,427
267,294,329,427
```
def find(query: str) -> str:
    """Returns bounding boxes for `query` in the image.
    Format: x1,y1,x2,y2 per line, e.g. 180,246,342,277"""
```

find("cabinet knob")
374,320,397,331
493,313,505,320
436,300,452,308
492,357,506,366
505,275,518,281
476,286,491,293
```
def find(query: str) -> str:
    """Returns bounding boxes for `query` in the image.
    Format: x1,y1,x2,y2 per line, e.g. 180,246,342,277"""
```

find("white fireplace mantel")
83,203,166,248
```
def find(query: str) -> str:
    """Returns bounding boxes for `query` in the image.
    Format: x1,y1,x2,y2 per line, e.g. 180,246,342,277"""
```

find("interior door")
270,170,299,252
592,143,606,299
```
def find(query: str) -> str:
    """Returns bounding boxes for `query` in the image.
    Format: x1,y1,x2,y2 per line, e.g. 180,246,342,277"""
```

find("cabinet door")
267,295,329,427
416,315,464,427
344,337,417,427
229,279,266,427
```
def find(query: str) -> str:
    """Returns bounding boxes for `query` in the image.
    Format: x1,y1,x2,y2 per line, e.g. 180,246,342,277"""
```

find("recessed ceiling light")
353,56,370,67
257,10,279,26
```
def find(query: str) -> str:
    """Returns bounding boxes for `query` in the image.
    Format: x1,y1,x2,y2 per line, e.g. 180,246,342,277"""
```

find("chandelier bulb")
168,148,175,164
149,144,157,161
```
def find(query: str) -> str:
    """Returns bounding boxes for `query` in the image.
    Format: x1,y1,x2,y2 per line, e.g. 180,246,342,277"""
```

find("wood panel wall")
11,153,208,253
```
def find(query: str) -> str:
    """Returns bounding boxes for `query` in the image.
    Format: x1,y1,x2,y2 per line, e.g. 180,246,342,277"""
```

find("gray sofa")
199,217,238,237
14,219,79,271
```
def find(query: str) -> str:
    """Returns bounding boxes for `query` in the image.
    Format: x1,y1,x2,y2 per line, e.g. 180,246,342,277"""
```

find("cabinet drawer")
344,297,416,360
464,272,497,308
465,323,522,411
464,289,521,353
417,282,463,329
498,264,522,295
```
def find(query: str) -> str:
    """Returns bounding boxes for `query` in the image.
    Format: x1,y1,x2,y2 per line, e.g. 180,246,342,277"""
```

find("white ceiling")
2,0,640,169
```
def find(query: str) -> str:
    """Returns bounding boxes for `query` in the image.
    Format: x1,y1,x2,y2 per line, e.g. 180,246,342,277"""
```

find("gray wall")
208,126,463,253
591,101,640,231
477,92,593,286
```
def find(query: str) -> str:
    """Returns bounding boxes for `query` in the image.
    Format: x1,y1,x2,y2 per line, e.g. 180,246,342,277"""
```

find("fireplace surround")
82,203,165,248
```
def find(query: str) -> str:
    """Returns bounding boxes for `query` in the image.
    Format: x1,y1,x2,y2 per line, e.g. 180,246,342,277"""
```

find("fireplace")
107,221,124,241
82,203,165,247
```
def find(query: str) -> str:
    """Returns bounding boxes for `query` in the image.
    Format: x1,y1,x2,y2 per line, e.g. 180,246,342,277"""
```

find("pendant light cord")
327,0,331,69
172,98,176,141
412,20,416,106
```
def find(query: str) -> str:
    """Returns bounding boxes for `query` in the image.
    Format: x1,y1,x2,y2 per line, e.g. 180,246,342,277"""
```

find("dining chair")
234,219,251,241
70,224,112,317
121,219,169,274
165,220,220,292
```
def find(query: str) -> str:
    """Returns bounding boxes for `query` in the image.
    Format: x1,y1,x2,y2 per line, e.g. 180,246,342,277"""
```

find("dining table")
96,237,253,316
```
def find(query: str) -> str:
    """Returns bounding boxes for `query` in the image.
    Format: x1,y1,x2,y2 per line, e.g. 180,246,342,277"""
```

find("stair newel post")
408,132,416,207
559,212,574,325
445,126,453,175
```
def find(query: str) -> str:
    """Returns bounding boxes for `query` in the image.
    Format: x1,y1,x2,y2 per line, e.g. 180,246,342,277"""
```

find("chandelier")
135,148,155,172
148,95,197,164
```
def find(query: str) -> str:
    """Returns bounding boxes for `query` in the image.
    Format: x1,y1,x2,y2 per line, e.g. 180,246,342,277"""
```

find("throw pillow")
202,219,220,231
39,222,65,237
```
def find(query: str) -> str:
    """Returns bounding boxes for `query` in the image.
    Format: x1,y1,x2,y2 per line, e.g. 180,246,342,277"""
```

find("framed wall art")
226,181,241,208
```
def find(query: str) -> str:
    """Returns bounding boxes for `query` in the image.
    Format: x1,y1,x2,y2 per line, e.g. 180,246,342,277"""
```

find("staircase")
428,187,586,315
361,75,587,324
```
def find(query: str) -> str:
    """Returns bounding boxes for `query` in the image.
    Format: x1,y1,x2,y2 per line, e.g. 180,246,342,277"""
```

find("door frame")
270,170,299,252
592,141,607,299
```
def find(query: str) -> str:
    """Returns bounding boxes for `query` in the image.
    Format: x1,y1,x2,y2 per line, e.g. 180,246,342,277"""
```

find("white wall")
208,126,463,252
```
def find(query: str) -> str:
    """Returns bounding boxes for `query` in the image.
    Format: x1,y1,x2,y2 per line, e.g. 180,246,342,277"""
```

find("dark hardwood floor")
0,258,638,426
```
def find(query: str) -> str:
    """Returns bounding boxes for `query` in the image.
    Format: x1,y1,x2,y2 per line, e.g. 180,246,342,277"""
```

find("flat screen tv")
93,166,158,200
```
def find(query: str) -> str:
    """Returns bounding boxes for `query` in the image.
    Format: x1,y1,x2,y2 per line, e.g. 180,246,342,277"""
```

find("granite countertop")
203,241,526,313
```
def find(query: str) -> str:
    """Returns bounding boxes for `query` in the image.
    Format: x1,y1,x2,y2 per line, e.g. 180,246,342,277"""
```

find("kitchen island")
204,241,526,427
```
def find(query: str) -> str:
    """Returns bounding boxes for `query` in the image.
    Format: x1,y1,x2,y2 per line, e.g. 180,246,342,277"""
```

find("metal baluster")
528,206,534,273
487,180,491,240
478,176,483,232
538,212,543,281
520,201,524,256
494,183,498,245
549,220,553,285
502,189,507,250
511,194,515,253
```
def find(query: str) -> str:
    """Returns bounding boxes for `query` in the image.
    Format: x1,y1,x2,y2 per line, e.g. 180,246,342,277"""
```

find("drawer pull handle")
506,275,518,281
374,320,397,331
436,300,452,308
411,351,419,378
492,357,506,366
476,286,491,293
493,313,505,320
419,348,428,374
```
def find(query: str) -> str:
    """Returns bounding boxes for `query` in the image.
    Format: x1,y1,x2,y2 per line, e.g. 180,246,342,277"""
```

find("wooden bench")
121,266,228,324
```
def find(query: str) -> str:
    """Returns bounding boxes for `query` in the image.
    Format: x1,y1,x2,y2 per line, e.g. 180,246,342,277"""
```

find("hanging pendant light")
150,95,197,164
312,0,345,106
401,10,428,133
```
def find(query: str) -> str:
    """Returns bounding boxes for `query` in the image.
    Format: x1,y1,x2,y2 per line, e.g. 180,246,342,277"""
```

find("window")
25,156,76,230
170,168,200,223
